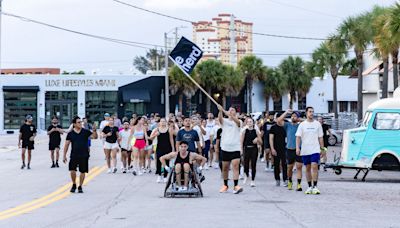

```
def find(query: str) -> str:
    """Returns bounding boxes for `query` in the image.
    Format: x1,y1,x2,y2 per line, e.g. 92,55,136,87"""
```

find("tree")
169,65,199,113
238,55,265,113
340,58,357,76
338,13,373,121
262,67,287,112
196,60,227,112
310,36,347,118
222,65,245,108
133,48,165,74
278,56,313,110
372,7,392,99
387,3,400,90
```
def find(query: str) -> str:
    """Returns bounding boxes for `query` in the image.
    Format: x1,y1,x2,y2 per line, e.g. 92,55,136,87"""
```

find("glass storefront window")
4,91,37,129
45,91,78,128
124,102,145,118
86,91,118,123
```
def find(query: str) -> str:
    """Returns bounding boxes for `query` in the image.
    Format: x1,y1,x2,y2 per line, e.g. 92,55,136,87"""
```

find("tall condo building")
192,13,253,65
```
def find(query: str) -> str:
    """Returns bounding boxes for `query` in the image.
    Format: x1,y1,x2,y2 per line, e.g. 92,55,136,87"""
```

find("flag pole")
169,56,220,107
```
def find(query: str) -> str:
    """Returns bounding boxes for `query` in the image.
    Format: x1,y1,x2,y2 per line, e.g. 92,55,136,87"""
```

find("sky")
1,0,396,75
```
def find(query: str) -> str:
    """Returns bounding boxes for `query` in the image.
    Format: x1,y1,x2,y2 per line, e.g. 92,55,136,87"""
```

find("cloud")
142,0,223,10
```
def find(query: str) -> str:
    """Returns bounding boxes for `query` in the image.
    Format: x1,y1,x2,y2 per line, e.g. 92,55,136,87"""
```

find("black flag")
169,36,203,75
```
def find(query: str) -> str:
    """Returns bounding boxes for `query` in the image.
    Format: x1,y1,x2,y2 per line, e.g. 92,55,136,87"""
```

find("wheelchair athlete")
160,141,206,191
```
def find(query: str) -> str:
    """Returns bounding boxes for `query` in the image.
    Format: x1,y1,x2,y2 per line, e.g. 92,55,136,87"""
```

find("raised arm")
91,124,98,139
278,109,291,125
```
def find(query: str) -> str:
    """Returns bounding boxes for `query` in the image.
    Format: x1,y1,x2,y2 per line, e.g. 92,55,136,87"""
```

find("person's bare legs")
296,162,303,180
306,164,312,186
70,171,77,184
55,148,60,163
27,150,32,166
183,163,190,188
231,159,240,184
311,163,319,186
105,149,111,169
121,151,128,169
111,149,117,169
175,163,182,188
21,148,26,166
79,173,86,186
50,150,55,163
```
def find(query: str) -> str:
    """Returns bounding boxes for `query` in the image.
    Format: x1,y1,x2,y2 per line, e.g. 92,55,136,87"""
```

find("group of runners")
18,106,330,195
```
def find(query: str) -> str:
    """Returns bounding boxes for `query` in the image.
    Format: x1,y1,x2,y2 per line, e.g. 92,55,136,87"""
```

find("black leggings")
273,150,287,181
156,151,168,177
244,146,258,180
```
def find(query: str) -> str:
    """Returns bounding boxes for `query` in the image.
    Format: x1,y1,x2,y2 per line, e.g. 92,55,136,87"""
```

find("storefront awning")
122,89,150,103
2,86,40,92
362,61,383,76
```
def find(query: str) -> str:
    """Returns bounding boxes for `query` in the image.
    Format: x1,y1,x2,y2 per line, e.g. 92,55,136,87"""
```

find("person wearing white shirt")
295,107,324,195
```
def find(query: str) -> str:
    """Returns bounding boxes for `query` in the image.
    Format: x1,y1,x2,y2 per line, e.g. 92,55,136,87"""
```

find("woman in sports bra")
131,116,148,175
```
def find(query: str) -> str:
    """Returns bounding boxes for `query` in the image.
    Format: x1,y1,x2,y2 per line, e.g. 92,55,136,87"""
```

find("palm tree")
310,35,347,118
338,14,373,121
169,65,199,113
238,55,265,113
372,8,392,99
278,56,313,109
387,3,400,90
222,65,245,108
196,60,227,112
262,67,287,112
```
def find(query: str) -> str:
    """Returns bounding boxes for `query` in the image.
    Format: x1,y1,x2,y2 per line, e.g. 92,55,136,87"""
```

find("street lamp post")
164,32,169,117
0,0,3,75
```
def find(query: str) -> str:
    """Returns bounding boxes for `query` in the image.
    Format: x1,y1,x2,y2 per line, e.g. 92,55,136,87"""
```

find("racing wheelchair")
163,164,204,198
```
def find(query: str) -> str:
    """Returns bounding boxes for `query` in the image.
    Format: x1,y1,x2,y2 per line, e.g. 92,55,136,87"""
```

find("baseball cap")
104,113,110,117
25,115,33,120
293,111,301,118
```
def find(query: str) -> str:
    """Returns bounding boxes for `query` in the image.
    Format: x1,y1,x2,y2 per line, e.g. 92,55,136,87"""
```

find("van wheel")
334,168,342,175
328,136,337,146
372,154,400,171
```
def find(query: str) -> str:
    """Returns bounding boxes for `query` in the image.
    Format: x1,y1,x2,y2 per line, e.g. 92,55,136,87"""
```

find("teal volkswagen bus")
329,90,400,181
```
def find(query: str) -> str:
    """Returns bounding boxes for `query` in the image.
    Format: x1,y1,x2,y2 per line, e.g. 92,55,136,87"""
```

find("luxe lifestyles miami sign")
45,79,116,87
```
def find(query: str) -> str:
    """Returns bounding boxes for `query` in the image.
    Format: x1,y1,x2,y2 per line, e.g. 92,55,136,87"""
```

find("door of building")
46,102,77,128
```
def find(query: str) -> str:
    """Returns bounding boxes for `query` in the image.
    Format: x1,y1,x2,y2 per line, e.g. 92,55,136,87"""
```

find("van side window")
373,113,400,130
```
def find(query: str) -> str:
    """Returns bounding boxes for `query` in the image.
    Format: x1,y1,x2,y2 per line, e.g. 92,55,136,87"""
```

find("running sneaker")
181,186,188,191
70,184,77,193
200,175,206,183
132,170,137,176
156,176,162,183
305,187,313,194
107,168,112,174
296,184,302,192
239,174,244,180
138,170,143,176
148,169,152,173
288,181,293,190
55,162,59,168
27,164,31,170
213,162,219,169
283,180,288,187
113,167,118,173
21,164,25,169
219,185,229,193
312,187,321,195
233,186,243,194
51,163,56,168
260,158,265,163
163,177,168,183
275,180,280,186
122,168,127,174
250,181,256,187
78,186,83,193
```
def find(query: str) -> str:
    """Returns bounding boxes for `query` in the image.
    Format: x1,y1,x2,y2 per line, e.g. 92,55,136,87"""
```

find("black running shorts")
221,150,241,162
22,140,34,150
286,149,303,164
69,157,89,173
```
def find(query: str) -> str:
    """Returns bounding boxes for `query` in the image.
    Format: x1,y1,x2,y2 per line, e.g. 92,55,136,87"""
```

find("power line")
2,11,163,49
112,0,330,41
265,0,342,19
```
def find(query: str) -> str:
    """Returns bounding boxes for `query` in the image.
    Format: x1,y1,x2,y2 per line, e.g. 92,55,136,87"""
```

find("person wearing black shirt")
269,122,288,187
261,112,275,171
240,118,262,187
63,116,97,193
47,116,63,168
318,117,331,170
215,127,223,171
102,118,120,174
18,115,37,170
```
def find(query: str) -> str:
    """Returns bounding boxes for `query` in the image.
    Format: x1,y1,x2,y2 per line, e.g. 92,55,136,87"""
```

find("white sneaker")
261,158,265,162
312,186,321,195
156,176,162,183
138,170,143,176
181,186,188,191
243,176,248,185
163,177,168,183
204,165,209,170
305,186,313,194
107,168,112,174
250,181,256,187
214,163,219,169
239,174,244,180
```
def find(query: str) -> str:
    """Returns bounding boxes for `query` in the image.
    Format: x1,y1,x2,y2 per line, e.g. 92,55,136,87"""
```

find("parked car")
328,129,343,146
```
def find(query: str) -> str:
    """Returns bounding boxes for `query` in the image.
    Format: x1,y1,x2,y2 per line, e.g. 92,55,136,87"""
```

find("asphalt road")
0,133,399,228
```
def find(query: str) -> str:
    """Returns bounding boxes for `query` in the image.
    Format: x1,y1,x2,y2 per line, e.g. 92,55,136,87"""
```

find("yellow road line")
0,166,106,220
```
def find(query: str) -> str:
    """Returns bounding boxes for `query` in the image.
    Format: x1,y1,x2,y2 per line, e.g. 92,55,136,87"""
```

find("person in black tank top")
144,122,153,173
150,118,175,182
160,141,206,191
240,118,262,187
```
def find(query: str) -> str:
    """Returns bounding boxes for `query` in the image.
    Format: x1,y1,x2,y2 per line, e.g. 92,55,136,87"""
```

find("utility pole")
164,32,169,116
